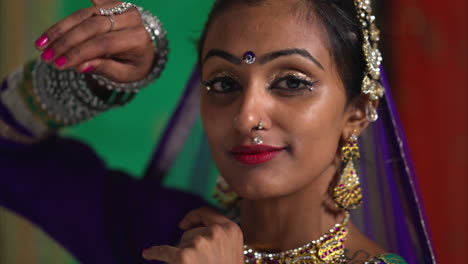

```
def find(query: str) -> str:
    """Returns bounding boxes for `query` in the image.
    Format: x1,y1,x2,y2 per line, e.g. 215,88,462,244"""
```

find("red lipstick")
230,145,284,165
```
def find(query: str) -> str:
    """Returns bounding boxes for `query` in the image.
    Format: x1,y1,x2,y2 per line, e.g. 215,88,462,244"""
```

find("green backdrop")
0,0,217,263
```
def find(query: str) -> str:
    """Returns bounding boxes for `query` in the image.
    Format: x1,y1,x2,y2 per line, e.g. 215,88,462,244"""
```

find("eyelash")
202,77,242,93
202,75,317,95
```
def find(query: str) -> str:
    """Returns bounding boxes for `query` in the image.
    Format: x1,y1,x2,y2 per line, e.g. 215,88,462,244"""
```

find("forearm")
0,60,128,142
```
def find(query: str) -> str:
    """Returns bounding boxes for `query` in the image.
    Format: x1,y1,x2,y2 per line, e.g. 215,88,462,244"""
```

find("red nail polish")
54,56,67,67
82,65,94,73
35,35,48,48
41,49,54,61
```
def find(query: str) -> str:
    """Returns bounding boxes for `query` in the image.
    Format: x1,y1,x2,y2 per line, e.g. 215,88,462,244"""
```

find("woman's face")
201,1,355,200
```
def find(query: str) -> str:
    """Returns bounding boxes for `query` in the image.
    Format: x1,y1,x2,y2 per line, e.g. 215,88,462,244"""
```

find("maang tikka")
355,0,384,122
333,130,363,210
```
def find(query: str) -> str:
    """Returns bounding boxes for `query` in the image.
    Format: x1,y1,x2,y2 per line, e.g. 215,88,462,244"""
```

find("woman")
0,0,434,263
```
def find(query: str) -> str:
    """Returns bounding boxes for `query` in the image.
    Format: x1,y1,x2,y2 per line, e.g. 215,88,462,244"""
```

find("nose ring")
252,120,264,145
257,120,264,130
252,133,263,145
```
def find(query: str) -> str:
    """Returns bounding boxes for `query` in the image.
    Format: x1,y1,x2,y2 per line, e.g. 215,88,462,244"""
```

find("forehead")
202,1,330,63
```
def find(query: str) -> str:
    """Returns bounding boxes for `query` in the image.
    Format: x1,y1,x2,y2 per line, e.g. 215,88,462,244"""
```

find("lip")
230,145,285,165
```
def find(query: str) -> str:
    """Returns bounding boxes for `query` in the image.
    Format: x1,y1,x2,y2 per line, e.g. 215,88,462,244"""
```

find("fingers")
179,207,232,230
40,16,115,63
54,27,149,78
35,7,97,50
40,11,142,67
75,58,132,81
36,1,132,50
177,227,209,248
35,2,154,84
146,210,244,264
143,245,180,262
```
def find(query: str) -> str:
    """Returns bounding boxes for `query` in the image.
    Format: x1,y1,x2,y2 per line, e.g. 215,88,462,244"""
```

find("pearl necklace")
243,212,349,264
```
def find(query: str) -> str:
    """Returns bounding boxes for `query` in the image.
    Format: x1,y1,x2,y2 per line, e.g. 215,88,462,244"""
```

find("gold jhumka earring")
333,130,363,210
213,175,240,209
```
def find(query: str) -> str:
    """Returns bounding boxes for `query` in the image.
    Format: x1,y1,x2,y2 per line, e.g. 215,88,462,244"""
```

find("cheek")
201,94,231,155
201,95,218,144
287,95,344,162
270,93,345,189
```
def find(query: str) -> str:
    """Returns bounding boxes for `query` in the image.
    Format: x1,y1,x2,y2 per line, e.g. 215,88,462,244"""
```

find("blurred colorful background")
0,0,466,263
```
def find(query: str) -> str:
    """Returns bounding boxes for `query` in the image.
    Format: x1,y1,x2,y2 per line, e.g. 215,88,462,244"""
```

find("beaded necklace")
243,211,349,264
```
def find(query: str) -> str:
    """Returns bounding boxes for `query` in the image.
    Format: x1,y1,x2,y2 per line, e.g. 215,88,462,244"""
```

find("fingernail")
41,49,54,61
142,249,148,255
35,35,48,48
54,56,67,67
82,65,94,73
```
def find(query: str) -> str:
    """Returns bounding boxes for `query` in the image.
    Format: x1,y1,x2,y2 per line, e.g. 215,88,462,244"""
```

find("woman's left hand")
143,207,244,264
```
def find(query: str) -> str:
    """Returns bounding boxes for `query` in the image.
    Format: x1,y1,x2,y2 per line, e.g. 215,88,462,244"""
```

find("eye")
203,76,242,93
270,75,317,94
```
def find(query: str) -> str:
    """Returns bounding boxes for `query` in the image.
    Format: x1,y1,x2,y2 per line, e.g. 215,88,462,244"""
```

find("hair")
197,0,366,104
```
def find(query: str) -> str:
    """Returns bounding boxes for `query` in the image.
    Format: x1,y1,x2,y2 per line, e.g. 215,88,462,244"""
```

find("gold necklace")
243,211,349,264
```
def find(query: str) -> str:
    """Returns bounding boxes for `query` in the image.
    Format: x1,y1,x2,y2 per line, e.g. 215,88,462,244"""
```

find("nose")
233,82,270,135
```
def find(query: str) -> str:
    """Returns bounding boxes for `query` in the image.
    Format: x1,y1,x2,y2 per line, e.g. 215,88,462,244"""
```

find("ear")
341,97,379,139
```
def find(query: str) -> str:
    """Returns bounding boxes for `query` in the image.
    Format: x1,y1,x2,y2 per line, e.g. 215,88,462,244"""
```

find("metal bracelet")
33,59,99,125
90,6,168,93
0,66,50,137
32,59,134,126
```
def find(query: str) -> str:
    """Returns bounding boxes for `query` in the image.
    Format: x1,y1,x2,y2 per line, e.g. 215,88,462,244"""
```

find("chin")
224,168,292,200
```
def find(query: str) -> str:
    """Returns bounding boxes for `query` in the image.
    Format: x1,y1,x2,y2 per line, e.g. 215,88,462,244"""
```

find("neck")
239,165,344,252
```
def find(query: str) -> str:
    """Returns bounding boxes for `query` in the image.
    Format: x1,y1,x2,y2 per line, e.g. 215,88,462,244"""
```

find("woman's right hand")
34,0,155,83
143,207,245,264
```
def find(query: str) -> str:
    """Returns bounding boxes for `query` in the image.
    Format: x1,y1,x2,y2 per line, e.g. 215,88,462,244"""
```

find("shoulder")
345,223,385,263
345,223,408,264
365,253,408,264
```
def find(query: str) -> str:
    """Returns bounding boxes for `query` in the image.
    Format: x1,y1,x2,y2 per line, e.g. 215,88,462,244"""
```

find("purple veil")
144,66,436,263
353,69,436,263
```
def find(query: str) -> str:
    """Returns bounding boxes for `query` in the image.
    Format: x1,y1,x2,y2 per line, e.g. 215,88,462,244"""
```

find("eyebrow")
202,48,324,71
259,48,324,70
202,49,242,65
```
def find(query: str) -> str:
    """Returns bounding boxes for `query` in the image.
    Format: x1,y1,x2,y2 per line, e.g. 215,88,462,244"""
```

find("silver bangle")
32,59,134,126
0,66,50,137
33,59,99,125
90,6,168,93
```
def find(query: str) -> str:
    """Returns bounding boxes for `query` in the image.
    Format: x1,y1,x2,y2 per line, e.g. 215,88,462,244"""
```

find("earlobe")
342,99,379,139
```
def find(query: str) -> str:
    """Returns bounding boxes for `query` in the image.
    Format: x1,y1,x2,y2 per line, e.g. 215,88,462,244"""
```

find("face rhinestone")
206,86,211,91
243,51,256,64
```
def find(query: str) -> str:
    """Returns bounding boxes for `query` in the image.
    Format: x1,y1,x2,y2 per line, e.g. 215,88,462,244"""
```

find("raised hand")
34,0,154,83
143,207,245,264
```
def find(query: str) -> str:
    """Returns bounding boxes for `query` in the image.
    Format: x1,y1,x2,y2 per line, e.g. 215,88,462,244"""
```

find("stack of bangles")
0,2,167,140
